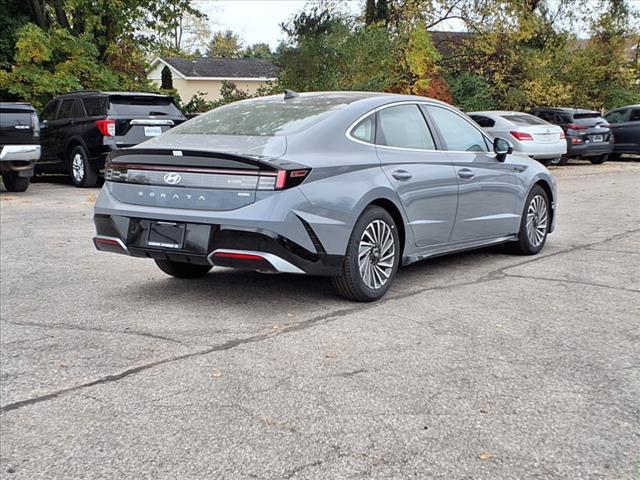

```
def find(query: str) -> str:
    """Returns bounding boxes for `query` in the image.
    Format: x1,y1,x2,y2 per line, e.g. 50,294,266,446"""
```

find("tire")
590,154,608,165
609,153,621,161
2,171,30,192
331,206,400,302
547,157,563,166
556,155,568,166
68,145,98,187
512,185,550,255
155,259,212,278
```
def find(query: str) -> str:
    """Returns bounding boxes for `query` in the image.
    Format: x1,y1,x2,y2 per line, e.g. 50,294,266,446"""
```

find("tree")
0,0,30,69
365,0,376,25
206,30,243,58
243,43,273,60
161,66,173,90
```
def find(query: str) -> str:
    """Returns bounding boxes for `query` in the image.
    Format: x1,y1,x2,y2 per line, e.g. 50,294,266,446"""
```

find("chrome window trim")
345,100,495,155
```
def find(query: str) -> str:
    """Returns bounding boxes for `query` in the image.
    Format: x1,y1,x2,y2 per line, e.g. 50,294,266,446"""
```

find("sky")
198,0,362,49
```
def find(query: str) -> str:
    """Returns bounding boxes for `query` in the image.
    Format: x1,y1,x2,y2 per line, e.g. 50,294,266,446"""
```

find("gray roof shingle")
161,57,278,79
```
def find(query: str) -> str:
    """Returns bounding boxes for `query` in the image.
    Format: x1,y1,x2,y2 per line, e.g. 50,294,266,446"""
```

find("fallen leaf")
86,194,97,203
478,452,493,460
212,370,223,378
326,352,338,359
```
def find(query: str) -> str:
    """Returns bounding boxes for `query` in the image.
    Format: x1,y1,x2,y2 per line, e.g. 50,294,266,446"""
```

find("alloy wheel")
358,219,396,290
72,153,85,184
526,194,548,247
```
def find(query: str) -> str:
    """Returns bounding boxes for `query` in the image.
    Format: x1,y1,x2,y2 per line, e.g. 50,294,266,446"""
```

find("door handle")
392,170,412,181
458,168,475,179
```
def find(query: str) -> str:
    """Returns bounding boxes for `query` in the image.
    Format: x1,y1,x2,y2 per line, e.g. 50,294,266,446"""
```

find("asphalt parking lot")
1,161,639,479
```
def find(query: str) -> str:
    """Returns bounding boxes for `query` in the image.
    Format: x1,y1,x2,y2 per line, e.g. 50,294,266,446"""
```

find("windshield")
170,98,349,136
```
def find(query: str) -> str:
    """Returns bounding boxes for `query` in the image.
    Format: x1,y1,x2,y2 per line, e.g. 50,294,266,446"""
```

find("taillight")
567,123,587,130
30,113,40,138
559,131,565,139
571,137,583,144
96,118,115,137
258,169,311,190
510,131,534,141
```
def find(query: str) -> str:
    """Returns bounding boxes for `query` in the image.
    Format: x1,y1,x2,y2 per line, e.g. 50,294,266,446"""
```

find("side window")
556,113,572,124
426,106,488,152
629,109,640,122
351,115,375,143
72,100,86,118
57,99,75,120
40,101,59,121
83,97,106,117
605,110,626,123
470,115,495,127
376,104,435,150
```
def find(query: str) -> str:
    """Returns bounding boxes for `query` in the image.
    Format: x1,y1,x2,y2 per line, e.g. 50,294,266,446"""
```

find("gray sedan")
93,92,556,301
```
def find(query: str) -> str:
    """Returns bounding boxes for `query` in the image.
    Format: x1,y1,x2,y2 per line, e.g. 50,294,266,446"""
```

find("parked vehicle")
529,107,614,164
0,102,40,192
469,111,566,166
39,91,186,187
604,104,640,160
93,92,556,302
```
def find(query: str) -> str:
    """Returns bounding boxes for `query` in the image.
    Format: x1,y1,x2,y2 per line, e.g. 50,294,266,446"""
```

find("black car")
604,104,640,160
38,91,186,187
0,102,40,192
529,107,614,164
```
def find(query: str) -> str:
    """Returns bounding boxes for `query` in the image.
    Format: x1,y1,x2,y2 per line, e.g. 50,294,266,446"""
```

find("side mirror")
493,137,513,162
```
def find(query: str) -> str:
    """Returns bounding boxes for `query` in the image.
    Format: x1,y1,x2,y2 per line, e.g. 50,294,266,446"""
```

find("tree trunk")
28,0,47,29
52,0,71,29
365,0,376,25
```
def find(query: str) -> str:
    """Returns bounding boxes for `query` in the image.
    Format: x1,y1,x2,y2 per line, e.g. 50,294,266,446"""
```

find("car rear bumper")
92,184,345,276
514,140,566,159
93,214,343,276
0,145,40,162
567,142,614,158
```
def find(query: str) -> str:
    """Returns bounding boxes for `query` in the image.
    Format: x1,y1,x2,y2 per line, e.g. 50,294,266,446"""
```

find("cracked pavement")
1,161,639,479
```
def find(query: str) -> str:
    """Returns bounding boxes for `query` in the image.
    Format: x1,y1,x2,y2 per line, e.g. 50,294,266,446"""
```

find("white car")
469,111,567,165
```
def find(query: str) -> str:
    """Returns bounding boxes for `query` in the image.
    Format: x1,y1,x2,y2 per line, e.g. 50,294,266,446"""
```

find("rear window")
501,114,548,126
573,113,607,126
108,96,183,117
170,99,348,136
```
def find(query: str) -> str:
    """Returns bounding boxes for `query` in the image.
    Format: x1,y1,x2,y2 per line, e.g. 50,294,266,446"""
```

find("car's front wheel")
512,185,550,255
2,171,30,192
332,206,400,302
154,259,212,278
69,145,98,188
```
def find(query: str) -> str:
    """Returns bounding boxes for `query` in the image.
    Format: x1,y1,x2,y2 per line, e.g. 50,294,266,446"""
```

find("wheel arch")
64,136,89,163
365,197,408,257
531,178,555,233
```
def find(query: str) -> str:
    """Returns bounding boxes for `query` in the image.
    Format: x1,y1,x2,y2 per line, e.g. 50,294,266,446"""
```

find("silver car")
93,92,556,301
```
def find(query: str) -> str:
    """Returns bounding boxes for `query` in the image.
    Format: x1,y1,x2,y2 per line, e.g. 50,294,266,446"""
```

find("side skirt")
402,234,518,266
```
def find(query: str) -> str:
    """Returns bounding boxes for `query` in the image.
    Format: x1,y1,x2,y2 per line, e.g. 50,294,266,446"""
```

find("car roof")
532,107,599,114
0,102,36,111
56,91,171,98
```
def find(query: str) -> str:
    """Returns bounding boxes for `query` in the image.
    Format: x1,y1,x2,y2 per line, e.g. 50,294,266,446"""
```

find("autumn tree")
206,30,243,58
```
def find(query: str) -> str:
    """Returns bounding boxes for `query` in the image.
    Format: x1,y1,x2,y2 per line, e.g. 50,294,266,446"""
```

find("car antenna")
284,89,299,100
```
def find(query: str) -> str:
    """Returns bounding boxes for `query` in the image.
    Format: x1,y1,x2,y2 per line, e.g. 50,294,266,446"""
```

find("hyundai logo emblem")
163,172,182,185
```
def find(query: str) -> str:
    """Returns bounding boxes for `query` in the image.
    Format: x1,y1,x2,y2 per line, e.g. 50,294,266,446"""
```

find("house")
148,57,278,102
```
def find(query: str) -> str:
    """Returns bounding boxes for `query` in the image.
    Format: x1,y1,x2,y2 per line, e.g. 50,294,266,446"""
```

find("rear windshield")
501,114,548,126
573,113,607,126
170,99,348,136
108,96,183,117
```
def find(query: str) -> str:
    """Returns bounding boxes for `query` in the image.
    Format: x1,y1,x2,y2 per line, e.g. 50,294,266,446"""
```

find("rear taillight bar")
566,123,587,130
96,118,115,137
510,131,534,141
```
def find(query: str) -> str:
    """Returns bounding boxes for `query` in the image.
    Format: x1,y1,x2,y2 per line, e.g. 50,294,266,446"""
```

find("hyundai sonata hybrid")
93,92,556,301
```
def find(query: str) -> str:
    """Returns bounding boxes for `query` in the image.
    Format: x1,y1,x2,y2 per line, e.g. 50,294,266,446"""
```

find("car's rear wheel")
557,155,568,166
512,185,550,255
2,171,30,192
590,154,608,165
332,206,400,302
154,259,212,278
69,145,98,188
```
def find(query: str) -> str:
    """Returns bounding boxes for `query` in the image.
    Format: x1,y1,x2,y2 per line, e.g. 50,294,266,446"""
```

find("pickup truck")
0,102,41,192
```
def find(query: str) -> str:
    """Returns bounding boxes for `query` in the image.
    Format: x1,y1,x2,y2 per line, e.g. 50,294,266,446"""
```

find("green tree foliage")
0,0,30,69
161,66,173,90
243,43,273,60
206,30,243,58
0,0,205,106
447,73,496,111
